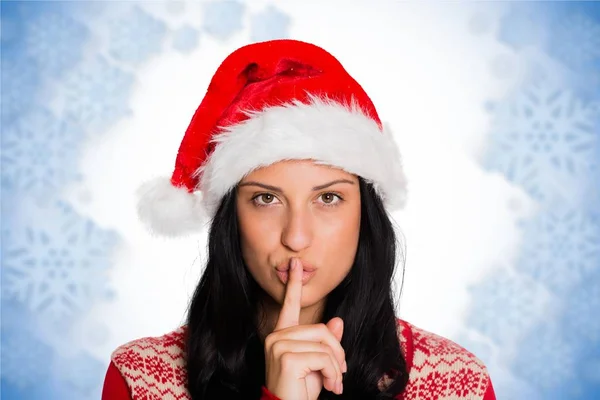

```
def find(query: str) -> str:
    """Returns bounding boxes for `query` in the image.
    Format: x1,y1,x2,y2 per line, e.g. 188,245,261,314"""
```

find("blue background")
1,1,599,399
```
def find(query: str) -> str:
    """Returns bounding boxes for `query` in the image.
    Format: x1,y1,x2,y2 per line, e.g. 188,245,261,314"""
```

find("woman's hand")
265,258,346,400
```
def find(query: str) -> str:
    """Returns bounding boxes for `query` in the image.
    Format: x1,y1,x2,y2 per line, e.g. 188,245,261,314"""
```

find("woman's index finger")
274,258,303,330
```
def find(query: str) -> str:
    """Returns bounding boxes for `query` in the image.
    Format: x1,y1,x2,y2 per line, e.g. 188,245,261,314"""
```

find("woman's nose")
280,208,313,252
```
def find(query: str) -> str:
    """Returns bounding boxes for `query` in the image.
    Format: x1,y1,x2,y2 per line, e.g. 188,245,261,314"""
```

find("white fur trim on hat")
196,96,408,219
136,177,206,236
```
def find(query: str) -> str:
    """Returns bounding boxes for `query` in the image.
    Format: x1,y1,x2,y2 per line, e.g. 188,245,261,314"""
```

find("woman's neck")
257,295,326,341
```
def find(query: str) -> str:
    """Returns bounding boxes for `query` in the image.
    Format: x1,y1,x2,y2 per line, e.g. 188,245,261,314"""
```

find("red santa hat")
137,39,408,236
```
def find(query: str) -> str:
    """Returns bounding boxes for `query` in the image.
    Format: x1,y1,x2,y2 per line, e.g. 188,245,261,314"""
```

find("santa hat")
137,39,408,236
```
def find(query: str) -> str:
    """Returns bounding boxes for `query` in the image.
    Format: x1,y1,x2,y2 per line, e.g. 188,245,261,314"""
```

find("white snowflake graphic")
1,108,83,198
62,55,135,135
250,5,291,42
108,5,167,65
0,50,41,123
550,13,600,71
511,321,577,392
0,329,53,388
24,9,89,78
202,0,245,40
172,25,200,53
517,209,600,294
2,200,119,322
483,80,599,203
466,268,552,346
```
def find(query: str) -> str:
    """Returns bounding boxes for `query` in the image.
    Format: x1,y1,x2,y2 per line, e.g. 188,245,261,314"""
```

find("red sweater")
102,319,496,399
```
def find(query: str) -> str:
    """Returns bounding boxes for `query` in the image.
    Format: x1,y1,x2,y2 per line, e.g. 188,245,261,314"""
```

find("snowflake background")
1,1,598,399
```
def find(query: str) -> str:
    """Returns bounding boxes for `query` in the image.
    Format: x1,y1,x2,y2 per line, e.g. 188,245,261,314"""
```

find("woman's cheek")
243,207,281,243
318,214,359,284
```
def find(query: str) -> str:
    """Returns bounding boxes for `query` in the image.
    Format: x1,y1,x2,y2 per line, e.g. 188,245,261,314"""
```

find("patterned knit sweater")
102,319,496,399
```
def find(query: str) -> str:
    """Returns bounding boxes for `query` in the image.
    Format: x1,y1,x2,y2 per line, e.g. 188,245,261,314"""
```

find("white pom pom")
136,177,207,236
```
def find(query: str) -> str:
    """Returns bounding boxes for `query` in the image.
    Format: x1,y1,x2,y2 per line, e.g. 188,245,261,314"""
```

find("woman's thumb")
326,317,344,342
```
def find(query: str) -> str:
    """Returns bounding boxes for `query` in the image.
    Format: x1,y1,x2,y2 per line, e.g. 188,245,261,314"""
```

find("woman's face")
236,160,361,309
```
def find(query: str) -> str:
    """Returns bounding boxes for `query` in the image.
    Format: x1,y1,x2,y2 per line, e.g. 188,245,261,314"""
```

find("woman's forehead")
241,160,358,183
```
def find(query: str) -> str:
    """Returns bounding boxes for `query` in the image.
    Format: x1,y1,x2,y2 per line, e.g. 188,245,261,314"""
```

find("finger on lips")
274,258,303,331
268,257,346,395
269,258,347,372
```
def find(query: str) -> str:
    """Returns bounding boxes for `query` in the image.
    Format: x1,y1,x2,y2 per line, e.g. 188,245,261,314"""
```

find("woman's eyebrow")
238,179,355,192
238,182,282,192
312,179,355,191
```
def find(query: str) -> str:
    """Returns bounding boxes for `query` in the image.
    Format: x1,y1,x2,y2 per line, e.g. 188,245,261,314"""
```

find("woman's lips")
275,259,317,284
275,269,316,285
276,259,316,272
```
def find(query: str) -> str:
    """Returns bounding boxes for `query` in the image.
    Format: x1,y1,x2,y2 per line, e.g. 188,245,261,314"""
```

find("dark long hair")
185,177,409,399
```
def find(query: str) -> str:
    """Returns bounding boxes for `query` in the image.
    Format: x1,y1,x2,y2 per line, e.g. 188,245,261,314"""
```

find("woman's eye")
253,193,279,206
261,194,274,203
319,193,342,205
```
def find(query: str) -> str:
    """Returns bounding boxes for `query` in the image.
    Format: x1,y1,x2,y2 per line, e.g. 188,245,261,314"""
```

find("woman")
102,39,496,400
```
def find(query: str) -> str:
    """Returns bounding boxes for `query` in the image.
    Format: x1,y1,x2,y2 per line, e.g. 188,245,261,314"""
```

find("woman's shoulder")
109,326,190,399
395,318,495,400
112,325,187,354
395,318,489,369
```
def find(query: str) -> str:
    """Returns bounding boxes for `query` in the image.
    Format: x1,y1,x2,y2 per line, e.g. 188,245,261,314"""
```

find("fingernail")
290,258,297,271
342,360,347,373
294,258,303,270
340,382,344,393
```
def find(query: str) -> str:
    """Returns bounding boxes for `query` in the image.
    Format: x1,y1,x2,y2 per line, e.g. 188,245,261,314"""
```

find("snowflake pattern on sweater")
108,319,495,399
